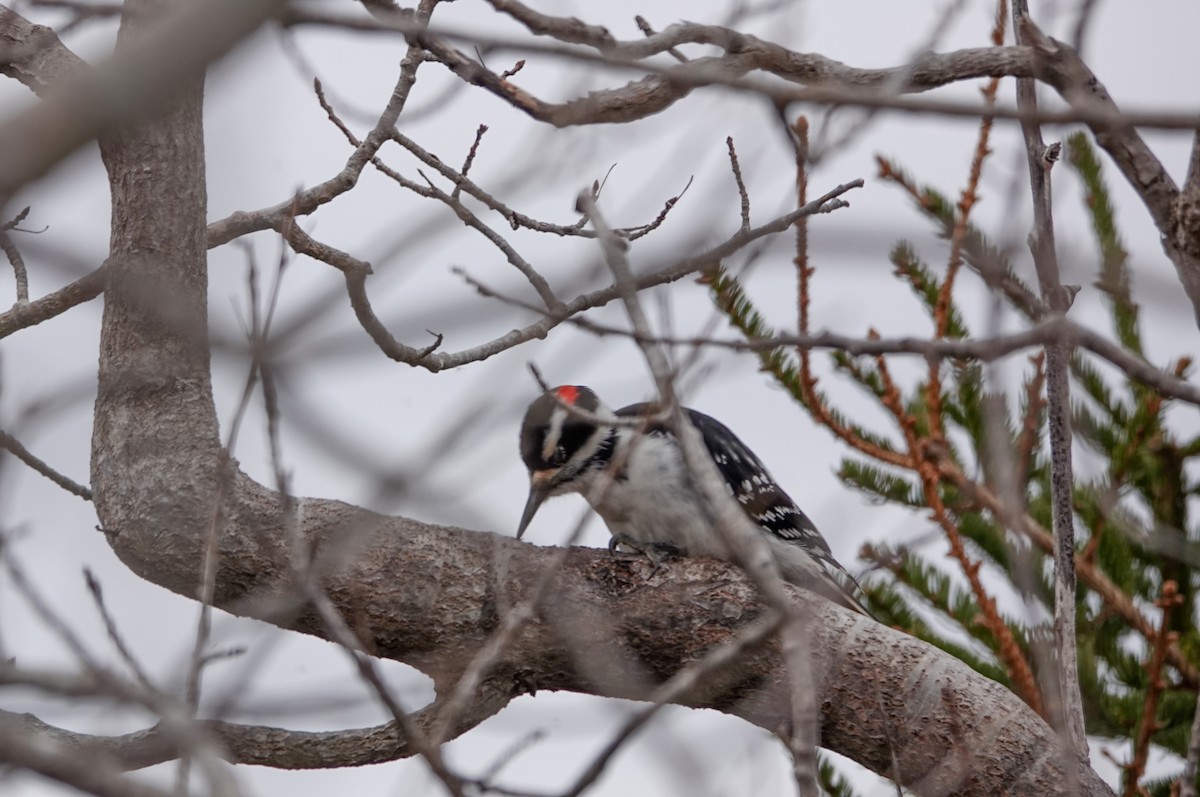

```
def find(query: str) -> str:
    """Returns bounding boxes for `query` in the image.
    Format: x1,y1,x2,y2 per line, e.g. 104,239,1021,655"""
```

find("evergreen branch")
937,461,1200,687
1065,131,1141,355
839,459,923,508
859,567,1011,685
817,751,862,797
930,25,1005,438
1124,581,1183,797
1015,352,1047,488
873,345,1045,715
876,155,1045,319
703,266,912,469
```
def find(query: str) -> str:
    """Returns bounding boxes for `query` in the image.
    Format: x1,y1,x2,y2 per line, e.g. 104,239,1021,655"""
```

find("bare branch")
285,8,1200,131
82,568,156,691
0,263,106,339
1015,15,1200,326
0,702,499,771
726,137,751,232
0,0,288,199
207,19,431,248
0,715,174,797
1,205,31,303
560,613,786,797
283,180,859,371
0,6,87,95
578,189,824,796
0,426,92,499
499,304,1200,408
1012,2,1087,760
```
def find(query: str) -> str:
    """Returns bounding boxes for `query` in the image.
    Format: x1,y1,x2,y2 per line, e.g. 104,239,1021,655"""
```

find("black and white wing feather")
617,403,867,613
685,409,868,613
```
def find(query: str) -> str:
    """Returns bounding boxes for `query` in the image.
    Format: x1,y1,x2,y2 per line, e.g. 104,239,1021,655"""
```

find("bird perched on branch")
517,385,868,615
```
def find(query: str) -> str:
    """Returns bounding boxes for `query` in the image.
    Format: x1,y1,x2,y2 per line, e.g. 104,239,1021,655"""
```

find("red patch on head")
555,385,580,405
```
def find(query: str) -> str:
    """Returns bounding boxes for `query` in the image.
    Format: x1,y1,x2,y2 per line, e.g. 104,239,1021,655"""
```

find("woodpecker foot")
608,534,682,573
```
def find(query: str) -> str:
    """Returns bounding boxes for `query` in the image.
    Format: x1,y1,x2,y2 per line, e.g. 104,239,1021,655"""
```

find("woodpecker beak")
517,472,552,540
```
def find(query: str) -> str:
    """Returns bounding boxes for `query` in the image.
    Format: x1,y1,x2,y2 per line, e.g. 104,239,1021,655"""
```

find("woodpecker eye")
548,445,568,467
554,423,593,466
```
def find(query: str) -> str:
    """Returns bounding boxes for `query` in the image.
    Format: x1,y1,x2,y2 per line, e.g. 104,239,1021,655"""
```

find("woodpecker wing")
617,403,868,614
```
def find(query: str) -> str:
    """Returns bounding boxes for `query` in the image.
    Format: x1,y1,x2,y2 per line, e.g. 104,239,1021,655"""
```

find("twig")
726,136,751,231
929,0,1006,440
1123,581,1181,797
82,568,156,692
1012,1,1087,759
0,427,91,499
451,123,488,202
507,299,1200,408
282,6,1200,132
0,263,106,339
205,26,430,248
559,613,786,797
1,206,32,303
293,181,860,372
0,544,235,792
876,341,1044,715
624,175,693,241
578,190,824,796
634,15,687,63
302,582,470,795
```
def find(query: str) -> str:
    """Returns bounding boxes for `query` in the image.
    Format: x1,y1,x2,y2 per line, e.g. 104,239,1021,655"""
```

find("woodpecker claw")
608,534,681,574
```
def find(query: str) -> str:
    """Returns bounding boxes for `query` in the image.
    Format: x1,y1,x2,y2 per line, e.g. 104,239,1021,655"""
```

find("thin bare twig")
82,568,156,692
286,181,861,372
205,24,431,248
560,613,786,797
0,427,91,499
451,123,488,202
726,136,751,231
1013,1,1087,759
524,307,1200,409
578,190,825,796
0,263,106,339
0,545,236,793
1,205,32,303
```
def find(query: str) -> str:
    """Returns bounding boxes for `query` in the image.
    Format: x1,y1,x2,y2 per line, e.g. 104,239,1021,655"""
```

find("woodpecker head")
517,385,614,539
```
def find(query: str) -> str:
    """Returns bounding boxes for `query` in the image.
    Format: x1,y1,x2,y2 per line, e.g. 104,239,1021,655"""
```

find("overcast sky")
3,1,1200,795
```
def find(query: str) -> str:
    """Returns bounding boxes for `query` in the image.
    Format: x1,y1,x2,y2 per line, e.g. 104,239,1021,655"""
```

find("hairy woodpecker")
517,385,867,615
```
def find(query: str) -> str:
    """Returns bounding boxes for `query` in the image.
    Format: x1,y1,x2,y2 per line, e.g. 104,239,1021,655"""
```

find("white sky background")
2,0,1199,795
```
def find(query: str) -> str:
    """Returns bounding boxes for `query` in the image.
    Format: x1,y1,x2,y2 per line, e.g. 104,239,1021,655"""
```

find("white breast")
572,432,725,557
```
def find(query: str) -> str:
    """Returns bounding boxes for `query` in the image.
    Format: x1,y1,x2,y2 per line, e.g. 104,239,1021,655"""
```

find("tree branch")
0,426,92,499
1013,3,1087,760
0,6,87,95
0,0,286,199
0,263,106,339
0,715,173,797
0,687,504,771
1016,15,1200,326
